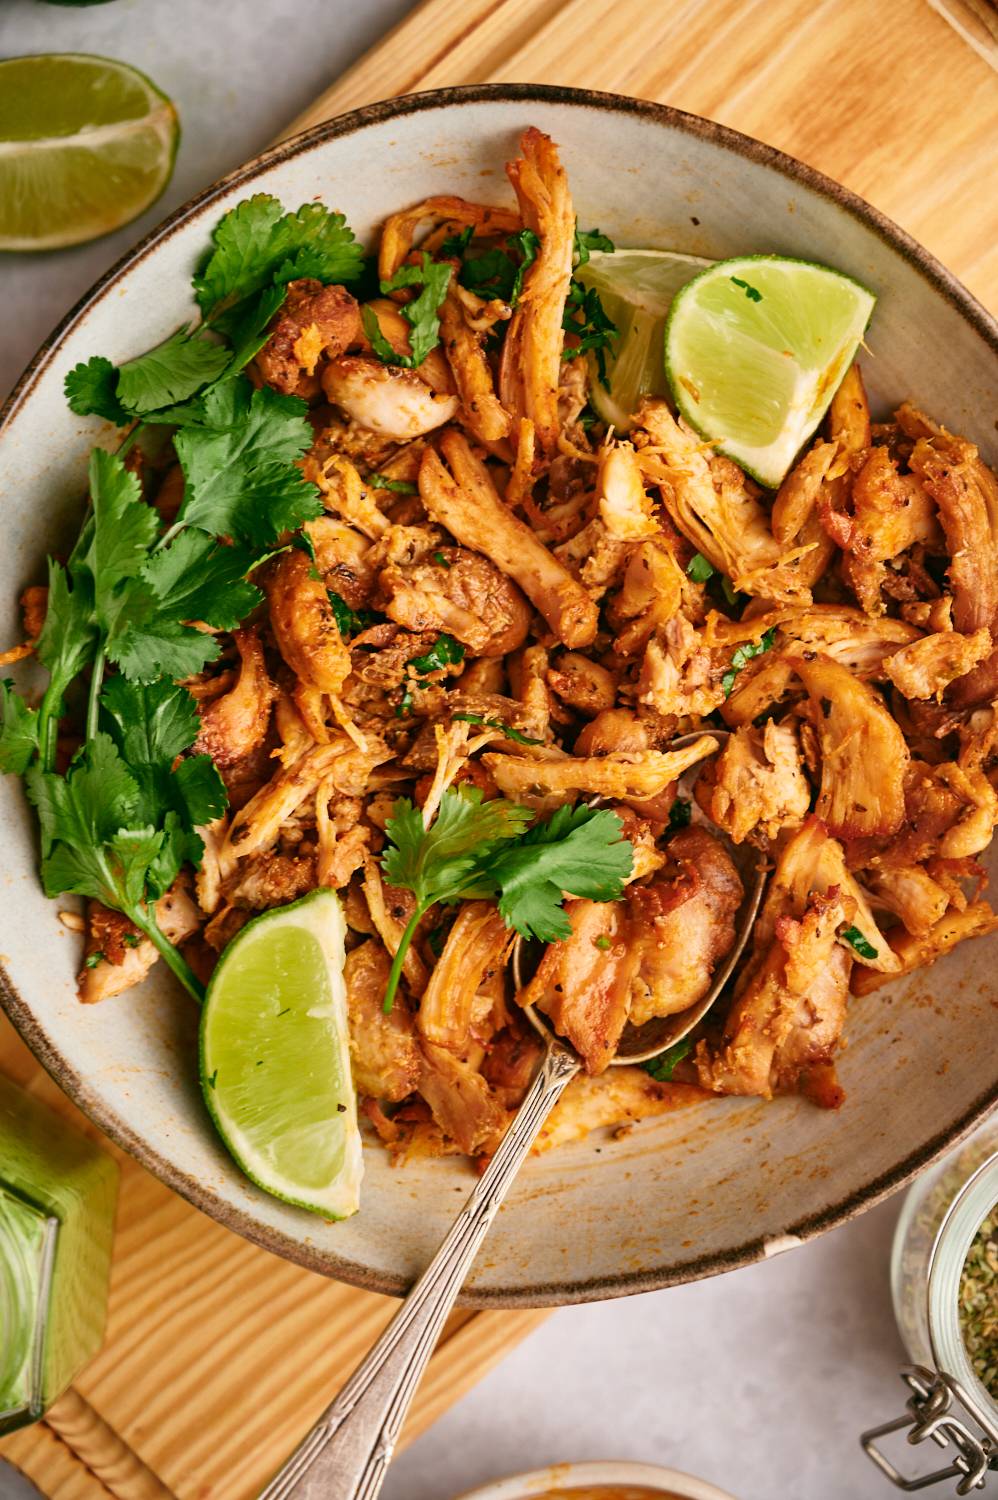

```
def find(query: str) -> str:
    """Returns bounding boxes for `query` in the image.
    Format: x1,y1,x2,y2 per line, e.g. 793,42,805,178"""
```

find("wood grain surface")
282,0,998,316
3,0,994,1494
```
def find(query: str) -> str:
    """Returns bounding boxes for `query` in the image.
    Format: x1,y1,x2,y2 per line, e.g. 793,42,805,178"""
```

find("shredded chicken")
699,722,810,844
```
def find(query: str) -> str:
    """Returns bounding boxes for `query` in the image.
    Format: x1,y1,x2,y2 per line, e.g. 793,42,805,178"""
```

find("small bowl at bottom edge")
453,1458,738,1500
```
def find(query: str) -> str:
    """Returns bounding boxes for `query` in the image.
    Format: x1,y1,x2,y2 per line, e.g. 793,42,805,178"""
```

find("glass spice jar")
0,1074,118,1433
862,1117,998,1494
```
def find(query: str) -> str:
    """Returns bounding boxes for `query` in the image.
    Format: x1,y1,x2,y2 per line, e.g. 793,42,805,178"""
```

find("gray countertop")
0,4,968,1497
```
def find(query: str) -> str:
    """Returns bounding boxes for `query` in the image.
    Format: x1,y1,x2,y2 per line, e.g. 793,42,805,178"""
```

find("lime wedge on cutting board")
0,54,179,252
576,247,712,430
200,889,363,1220
664,254,876,488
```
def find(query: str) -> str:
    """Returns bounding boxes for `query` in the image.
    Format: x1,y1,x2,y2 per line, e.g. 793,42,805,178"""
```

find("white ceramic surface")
454,1459,737,1500
1,86,997,1306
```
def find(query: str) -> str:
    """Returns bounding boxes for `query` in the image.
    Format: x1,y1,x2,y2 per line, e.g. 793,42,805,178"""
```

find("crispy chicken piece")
417,1043,509,1156
608,539,699,657
884,628,992,701
699,722,811,844
498,128,575,462
697,821,867,1100
304,515,376,607
420,431,598,648
851,901,998,996
839,447,941,615
377,194,521,281
772,442,837,545
226,851,317,910
322,357,459,440
417,901,512,1052
78,886,201,1002
626,826,742,1027
194,628,275,769
315,787,369,890
358,298,456,397
20,585,47,642
519,898,634,1074
638,615,724,719
254,279,363,396
596,442,660,540
482,1023,544,1108
707,604,920,680
792,654,909,838
864,864,950,937
484,735,718,807
554,517,632,602
546,652,616,716
344,940,421,1102
904,420,998,705
219,736,390,878
268,548,351,696
304,452,390,540
438,281,511,444
378,543,531,656
534,1068,703,1153
635,401,812,604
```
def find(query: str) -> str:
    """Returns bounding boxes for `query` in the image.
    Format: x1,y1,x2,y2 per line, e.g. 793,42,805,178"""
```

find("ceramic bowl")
1,85,996,1306
453,1460,737,1500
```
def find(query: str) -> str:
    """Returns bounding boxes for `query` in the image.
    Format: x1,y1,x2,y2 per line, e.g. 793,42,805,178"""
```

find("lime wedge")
664,254,876,488
0,54,179,252
576,248,712,430
200,889,363,1220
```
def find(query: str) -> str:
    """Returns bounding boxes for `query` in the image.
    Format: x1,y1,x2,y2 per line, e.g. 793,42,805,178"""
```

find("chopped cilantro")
668,798,692,831
721,576,741,608
642,1038,692,1082
594,934,612,951
440,225,474,258
562,281,618,387
573,225,615,266
409,634,465,674
686,553,715,584
457,230,539,308
361,252,452,368
85,951,106,970
432,551,451,568
722,628,777,697
730,276,762,303
841,925,878,960
327,591,378,638
369,473,418,495
452,711,542,746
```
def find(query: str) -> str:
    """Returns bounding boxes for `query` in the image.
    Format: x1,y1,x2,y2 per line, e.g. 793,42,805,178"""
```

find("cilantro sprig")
361,252,452,369
641,1038,692,1083
65,193,364,428
379,788,633,1012
451,711,542,746
841,925,878,960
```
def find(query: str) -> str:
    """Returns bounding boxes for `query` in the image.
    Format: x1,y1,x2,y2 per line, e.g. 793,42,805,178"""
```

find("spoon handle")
260,1043,580,1500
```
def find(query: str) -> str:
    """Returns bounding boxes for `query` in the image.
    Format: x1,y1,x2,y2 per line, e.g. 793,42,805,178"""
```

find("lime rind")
664,253,876,488
200,888,363,1221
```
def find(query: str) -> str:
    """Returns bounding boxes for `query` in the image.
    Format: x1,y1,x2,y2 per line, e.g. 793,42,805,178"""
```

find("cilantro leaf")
136,530,262,631
362,254,452,369
0,681,39,775
382,787,531,909
440,226,474,258
409,634,465,674
730,276,763,303
173,376,322,544
75,449,159,630
562,280,618,386
722,627,776,697
327,590,378,638
642,1038,692,1083
64,357,130,426
99,675,199,771
668,797,692,831
686,552,715,583
457,230,538,307
841,924,878,960
115,328,232,415
573,226,615,266
27,733,139,864
486,805,633,942
193,194,364,326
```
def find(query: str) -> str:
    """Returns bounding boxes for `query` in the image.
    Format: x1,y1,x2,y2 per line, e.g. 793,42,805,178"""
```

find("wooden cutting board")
2,1,995,1496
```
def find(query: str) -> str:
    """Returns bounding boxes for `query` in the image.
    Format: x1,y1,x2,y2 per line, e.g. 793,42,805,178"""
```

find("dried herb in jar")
960,1208,998,1401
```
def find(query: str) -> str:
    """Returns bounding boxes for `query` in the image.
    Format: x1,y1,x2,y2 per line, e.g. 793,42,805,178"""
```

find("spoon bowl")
513,730,769,1066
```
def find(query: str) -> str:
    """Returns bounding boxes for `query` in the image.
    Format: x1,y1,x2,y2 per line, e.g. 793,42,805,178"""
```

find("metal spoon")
260,732,767,1500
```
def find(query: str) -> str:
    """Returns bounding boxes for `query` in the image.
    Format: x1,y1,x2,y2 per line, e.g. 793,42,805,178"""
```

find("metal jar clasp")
861,1366,998,1493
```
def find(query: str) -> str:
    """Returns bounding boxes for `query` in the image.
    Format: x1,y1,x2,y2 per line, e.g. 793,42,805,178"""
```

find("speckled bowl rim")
453,1458,738,1500
2,83,997,1307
